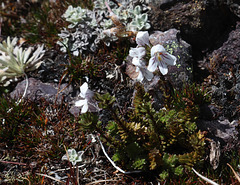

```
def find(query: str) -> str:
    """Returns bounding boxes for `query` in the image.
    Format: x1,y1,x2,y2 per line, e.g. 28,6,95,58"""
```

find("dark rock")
203,22,240,120
148,0,238,52
29,50,69,83
10,78,73,103
199,104,222,120
217,0,240,18
197,119,239,152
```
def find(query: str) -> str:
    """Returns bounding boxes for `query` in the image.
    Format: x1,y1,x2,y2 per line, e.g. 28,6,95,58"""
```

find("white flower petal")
151,44,165,56
75,99,87,107
142,68,153,81
136,70,144,82
162,53,177,66
132,57,146,67
80,82,88,98
132,57,140,66
81,104,88,114
158,62,168,75
129,47,146,58
135,66,140,72
136,31,149,46
147,56,158,72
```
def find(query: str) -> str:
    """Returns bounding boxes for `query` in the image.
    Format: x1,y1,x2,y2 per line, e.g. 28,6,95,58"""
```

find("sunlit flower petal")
132,57,146,67
136,31,150,46
136,67,144,82
148,56,158,72
75,82,97,114
129,47,146,58
151,44,165,56
158,62,168,75
80,82,88,98
135,66,153,82
161,53,176,66
81,103,89,114
75,99,87,107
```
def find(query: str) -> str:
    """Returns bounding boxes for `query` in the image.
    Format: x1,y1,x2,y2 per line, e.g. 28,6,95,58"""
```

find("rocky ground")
1,0,240,184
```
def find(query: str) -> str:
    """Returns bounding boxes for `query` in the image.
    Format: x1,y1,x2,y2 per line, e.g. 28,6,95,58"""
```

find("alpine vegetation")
0,37,45,86
57,0,151,56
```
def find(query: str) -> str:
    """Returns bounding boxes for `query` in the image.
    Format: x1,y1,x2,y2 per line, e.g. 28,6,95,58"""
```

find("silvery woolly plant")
57,3,104,56
62,149,84,166
57,0,151,56
0,37,45,86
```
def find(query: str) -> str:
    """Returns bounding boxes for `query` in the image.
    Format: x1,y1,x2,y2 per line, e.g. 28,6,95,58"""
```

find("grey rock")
10,78,73,104
197,119,239,151
203,22,240,120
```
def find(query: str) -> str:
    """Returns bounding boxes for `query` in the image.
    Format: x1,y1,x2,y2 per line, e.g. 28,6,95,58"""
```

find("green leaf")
112,152,121,162
132,158,146,169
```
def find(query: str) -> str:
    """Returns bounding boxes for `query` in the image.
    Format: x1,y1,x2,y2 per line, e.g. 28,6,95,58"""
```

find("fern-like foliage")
79,83,207,180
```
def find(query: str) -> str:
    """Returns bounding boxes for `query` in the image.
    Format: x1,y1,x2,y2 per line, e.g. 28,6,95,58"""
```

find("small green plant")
78,83,206,180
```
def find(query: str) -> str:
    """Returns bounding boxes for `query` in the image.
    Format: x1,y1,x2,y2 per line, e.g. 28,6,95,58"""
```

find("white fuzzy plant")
0,36,45,86
0,37,45,125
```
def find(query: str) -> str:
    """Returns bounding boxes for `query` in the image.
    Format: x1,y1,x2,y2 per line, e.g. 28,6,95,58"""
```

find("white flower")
75,82,95,114
129,46,153,82
62,149,84,166
132,58,153,82
129,47,146,59
136,31,150,47
147,44,176,75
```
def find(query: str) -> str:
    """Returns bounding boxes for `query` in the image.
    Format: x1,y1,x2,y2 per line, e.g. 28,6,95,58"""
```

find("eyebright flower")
129,47,146,59
147,44,176,75
75,82,95,114
132,58,153,82
62,149,84,166
136,31,150,47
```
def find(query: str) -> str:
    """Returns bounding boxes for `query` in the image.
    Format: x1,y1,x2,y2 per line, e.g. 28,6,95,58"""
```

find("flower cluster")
129,31,176,82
